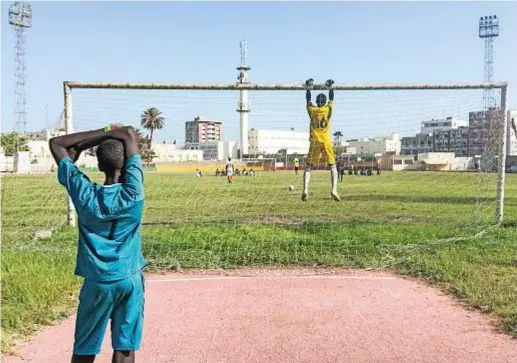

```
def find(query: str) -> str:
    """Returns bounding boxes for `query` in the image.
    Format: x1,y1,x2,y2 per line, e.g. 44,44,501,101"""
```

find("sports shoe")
331,191,341,201
301,192,308,202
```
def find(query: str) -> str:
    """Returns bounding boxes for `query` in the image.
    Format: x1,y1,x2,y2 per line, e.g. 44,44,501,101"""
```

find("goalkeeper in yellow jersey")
302,78,340,202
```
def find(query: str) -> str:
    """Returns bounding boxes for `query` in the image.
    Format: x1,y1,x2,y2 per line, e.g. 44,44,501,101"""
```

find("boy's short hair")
97,139,125,171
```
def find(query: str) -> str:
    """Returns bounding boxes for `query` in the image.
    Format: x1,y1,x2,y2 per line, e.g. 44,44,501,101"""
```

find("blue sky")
1,1,516,143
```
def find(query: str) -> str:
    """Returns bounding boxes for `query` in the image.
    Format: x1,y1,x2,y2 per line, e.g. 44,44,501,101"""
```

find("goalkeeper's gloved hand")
325,79,335,88
305,78,314,88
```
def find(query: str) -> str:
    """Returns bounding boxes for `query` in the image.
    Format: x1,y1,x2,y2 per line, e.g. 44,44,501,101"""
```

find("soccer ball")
288,185,294,191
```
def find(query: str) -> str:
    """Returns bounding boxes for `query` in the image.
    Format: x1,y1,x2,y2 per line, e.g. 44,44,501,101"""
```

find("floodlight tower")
9,2,32,138
236,40,251,157
479,15,499,108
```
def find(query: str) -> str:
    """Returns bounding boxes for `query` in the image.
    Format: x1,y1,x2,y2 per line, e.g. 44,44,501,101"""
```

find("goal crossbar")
64,81,507,91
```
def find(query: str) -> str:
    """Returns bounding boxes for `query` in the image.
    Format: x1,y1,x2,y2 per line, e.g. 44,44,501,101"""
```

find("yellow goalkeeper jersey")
307,100,333,143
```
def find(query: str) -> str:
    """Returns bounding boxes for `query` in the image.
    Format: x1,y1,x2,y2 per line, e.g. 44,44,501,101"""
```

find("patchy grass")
2,170,517,352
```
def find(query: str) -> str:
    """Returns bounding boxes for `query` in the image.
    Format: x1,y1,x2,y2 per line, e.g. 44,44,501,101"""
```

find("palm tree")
135,128,156,163
333,131,344,145
140,107,165,147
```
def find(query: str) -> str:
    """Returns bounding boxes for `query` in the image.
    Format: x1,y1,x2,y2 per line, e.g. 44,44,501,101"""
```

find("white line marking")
147,275,397,283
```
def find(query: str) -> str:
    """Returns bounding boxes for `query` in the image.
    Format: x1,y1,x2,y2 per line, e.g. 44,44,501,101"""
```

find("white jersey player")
226,158,234,184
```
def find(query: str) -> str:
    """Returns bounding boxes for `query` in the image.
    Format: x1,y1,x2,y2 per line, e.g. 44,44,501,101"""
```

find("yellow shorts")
307,140,336,165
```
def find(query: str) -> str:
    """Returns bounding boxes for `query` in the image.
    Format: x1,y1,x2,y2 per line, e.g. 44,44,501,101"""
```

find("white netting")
1,84,506,269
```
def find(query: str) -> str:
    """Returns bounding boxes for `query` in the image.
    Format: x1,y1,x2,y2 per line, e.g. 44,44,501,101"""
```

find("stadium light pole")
9,1,32,139
479,15,499,108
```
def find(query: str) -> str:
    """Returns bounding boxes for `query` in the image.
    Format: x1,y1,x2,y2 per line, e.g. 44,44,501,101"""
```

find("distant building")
507,109,517,156
420,117,468,134
185,117,223,143
28,130,47,141
468,108,503,156
377,152,475,172
152,142,203,162
247,129,309,155
27,128,65,141
402,117,468,157
433,127,469,156
346,133,401,156
334,141,357,156
401,133,434,155
184,141,238,161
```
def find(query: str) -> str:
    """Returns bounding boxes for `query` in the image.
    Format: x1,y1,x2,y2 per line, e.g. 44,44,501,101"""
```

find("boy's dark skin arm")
49,126,139,164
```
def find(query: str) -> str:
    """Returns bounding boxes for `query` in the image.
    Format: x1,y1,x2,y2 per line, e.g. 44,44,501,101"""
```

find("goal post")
496,84,508,224
62,80,508,229
63,82,76,227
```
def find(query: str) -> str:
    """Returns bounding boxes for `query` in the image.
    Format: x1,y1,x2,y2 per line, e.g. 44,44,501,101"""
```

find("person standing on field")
49,125,145,363
302,78,340,202
226,157,234,183
294,158,300,176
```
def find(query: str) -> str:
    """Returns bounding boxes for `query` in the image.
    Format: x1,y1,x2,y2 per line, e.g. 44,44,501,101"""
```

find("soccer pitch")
1,170,508,251
2,170,517,351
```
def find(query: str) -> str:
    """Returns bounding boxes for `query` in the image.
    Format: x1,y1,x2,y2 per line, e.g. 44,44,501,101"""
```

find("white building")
507,109,517,156
153,142,203,162
248,129,309,155
184,140,239,161
420,116,468,134
185,118,223,143
346,133,401,155
26,137,206,171
334,141,357,156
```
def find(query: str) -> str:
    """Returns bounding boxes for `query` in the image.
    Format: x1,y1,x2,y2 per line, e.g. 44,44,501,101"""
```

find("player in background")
226,157,234,183
302,78,340,202
49,125,145,363
294,158,300,176
338,159,346,182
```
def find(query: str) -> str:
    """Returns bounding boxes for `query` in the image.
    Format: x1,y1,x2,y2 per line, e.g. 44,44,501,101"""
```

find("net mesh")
1,85,505,269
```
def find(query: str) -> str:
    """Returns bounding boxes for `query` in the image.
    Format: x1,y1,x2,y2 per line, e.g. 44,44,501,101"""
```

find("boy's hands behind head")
109,123,124,130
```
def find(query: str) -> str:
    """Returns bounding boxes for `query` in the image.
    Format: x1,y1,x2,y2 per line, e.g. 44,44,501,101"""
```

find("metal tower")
236,40,251,157
479,15,499,108
9,2,32,137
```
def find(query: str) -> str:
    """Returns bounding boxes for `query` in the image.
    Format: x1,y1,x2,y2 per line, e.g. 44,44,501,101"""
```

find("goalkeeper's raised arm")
326,79,335,119
305,78,314,109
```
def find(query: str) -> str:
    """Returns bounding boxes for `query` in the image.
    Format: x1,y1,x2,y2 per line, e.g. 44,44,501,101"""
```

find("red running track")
4,269,517,363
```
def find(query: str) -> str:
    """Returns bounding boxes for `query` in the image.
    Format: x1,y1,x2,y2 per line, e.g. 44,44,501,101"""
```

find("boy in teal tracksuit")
50,125,145,363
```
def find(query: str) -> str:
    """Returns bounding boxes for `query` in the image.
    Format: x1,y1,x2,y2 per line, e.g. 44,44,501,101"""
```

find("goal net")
1,82,508,269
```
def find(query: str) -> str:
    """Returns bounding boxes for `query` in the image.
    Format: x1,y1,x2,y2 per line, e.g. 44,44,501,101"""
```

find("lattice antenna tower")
479,15,499,108
9,2,32,138
236,39,251,157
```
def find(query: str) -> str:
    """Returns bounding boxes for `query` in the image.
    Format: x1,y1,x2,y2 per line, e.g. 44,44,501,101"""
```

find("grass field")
2,170,517,352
